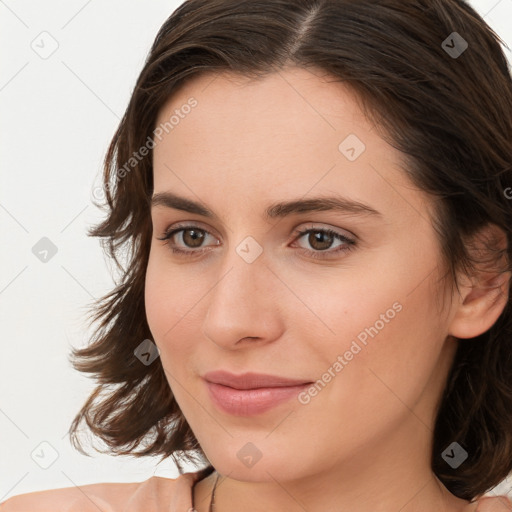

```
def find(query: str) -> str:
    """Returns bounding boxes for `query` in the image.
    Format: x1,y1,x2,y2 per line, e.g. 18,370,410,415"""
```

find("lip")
203,371,313,416
203,370,312,389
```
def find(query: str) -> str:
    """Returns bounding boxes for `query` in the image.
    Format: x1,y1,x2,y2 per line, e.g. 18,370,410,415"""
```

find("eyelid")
157,220,221,239
157,220,354,243
292,222,354,239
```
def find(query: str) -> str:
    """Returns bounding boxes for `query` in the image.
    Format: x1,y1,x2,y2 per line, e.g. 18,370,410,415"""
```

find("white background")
1,0,511,502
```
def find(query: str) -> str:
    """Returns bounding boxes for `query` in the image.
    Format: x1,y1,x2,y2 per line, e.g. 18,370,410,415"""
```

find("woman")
2,0,512,510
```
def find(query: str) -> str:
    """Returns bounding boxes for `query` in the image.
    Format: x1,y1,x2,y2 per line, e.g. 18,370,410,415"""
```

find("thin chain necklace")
208,472,220,511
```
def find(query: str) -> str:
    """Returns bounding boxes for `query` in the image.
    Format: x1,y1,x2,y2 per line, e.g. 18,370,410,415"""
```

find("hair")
68,0,512,501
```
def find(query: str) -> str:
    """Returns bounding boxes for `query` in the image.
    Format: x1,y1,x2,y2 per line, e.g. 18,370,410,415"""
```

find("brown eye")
180,228,206,248
305,230,336,251
291,227,356,260
157,225,218,256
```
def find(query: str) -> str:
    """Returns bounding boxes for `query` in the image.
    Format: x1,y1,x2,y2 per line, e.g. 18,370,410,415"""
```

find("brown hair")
69,0,512,501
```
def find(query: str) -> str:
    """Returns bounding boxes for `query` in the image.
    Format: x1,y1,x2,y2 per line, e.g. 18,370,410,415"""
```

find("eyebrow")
151,191,382,220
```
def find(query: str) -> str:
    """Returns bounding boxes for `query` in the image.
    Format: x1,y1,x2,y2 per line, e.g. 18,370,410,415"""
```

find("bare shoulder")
0,481,137,511
0,476,179,512
476,496,512,511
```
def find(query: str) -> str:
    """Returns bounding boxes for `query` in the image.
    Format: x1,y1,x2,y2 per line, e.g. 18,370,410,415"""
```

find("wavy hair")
68,0,512,501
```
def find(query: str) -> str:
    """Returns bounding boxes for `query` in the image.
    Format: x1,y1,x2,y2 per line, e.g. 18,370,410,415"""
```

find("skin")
145,66,510,512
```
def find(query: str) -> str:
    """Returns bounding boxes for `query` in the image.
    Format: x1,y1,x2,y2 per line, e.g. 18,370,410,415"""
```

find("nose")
201,247,284,350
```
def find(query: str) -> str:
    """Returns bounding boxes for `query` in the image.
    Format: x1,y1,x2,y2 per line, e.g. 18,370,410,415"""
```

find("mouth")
202,370,313,416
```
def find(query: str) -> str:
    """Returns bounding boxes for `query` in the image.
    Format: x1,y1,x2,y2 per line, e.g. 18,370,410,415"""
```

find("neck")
192,424,475,512
197,473,469,512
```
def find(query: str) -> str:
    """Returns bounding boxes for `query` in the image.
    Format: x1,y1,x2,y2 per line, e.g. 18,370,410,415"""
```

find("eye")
157,224,219,257
156,223,356,260
290,226,356,259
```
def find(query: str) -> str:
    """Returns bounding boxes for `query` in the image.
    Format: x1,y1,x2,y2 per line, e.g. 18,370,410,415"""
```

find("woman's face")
145,66,460,483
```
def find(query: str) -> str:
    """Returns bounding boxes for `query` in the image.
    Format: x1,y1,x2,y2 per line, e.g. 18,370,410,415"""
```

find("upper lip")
203,370,312,390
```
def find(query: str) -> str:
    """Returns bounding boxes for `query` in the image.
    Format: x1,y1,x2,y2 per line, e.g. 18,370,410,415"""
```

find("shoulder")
0,475,184,512
476,496,512,511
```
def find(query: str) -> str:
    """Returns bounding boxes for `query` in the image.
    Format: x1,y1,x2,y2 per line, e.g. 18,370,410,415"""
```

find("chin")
206,446,314,482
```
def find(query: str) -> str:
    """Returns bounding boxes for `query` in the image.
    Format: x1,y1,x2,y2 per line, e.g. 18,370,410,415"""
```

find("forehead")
151,67,430,226
155,67,370,144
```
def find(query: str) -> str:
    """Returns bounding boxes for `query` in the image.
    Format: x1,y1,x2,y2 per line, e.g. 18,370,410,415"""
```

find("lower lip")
205,381,311,416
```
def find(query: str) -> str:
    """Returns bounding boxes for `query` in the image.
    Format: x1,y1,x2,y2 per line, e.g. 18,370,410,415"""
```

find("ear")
448,223,511,340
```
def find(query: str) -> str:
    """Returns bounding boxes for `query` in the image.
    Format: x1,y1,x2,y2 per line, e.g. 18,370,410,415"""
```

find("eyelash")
156,223,356,260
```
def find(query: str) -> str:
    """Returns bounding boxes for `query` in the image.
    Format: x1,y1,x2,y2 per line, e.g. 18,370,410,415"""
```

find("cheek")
144,255,206,420
144,251,184,354
145,248,185,328
293,255,446,401
318,275,448,423
290,289,446,462
144,250,204,368
144,252,167,337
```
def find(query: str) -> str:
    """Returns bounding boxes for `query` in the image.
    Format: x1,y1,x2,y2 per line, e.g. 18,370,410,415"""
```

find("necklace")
209,472,220,511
